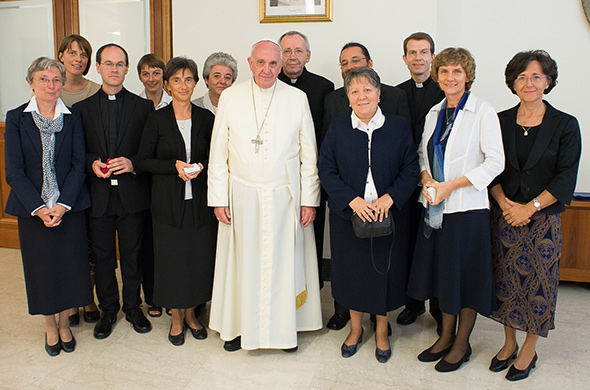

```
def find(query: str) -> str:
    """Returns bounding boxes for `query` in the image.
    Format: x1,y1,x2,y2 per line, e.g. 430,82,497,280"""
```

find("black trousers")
89,188,146,315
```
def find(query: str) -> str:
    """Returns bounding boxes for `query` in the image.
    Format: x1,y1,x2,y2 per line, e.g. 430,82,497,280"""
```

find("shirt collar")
351,106,385,132
24,95,71,119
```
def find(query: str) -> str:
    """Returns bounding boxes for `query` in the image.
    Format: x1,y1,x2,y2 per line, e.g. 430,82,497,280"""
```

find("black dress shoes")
489,343,519,372
94,311,117,339
418,344,452,362
186,322,208,340
283,346,298,353
435,344,472,372
61,330,76,353
224,336,241,352
168,325,186,346
69,309,80,327
327,312,350,331
506,352,537,381
396,307,425,325
125,309,152,334
84,308,101,323
45,334,61,357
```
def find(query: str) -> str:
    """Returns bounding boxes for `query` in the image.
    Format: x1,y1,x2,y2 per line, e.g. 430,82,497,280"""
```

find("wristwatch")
533,197,541,211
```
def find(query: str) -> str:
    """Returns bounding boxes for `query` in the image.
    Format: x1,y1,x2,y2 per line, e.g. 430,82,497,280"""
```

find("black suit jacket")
278,67,334,147
321,83,410,144
136,104,217,227
4,103,90,217
494,102,581,214
73,88,154,217
396,77,445,146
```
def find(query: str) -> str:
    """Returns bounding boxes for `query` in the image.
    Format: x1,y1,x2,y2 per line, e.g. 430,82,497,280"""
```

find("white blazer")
417,93,504,214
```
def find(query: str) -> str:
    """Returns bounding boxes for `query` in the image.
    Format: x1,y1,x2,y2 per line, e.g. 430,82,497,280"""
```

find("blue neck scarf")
424,91,470,237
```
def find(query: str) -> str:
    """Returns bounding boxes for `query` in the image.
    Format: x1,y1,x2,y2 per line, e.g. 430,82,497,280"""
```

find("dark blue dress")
318,114,419,315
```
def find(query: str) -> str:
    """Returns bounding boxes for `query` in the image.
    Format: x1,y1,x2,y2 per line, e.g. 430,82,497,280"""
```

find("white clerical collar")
415,82,424,88
24,95,71,119
203,92,217,114
252,77,277,92
351,106,385,132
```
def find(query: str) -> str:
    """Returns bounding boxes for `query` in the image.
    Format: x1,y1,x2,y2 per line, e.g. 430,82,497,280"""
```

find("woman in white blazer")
407,48,504,373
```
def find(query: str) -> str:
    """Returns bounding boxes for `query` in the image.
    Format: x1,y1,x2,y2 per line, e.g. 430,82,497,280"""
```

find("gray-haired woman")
192,52,238,114
4,57,91,356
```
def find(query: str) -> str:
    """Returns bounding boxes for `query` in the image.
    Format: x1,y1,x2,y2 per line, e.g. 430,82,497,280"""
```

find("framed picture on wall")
260,0,332,23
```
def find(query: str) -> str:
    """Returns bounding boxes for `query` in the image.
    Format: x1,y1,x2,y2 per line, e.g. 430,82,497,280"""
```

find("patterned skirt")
490,203,561,337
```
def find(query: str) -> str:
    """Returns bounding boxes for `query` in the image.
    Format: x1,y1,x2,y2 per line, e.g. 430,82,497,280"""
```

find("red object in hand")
102,158,112,174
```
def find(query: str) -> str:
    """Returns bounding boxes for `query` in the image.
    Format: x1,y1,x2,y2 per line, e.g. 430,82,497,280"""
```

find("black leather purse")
351,212,394,239
351,212,395,275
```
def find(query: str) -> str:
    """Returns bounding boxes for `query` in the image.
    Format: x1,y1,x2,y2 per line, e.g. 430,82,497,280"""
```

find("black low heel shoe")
417,344,452,362
186,321,208,340
45,334,61,357
435,344,472,372
489,343,519,372
506,353,537,381
168,325,186,346
375,346,392,363
61,330,77,353
341,329,363,358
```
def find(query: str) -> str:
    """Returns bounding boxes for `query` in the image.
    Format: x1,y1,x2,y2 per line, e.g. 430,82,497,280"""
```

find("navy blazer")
493,102,581,214
136,103,217,227
73,88,154,218
4,102,90,218
318,114,419,220
321,83,410,145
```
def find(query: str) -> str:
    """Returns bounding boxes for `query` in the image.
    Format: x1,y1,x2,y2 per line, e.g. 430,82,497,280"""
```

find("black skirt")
407,209,496,316
18,211,92,315
153,201,217,308
329,211,410,316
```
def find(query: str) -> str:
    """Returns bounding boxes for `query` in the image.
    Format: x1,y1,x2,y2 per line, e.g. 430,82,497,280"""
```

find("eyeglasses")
339,57,366,68
101,61,127,69
36,77,63,86
515,74,547,84
283,49,307,57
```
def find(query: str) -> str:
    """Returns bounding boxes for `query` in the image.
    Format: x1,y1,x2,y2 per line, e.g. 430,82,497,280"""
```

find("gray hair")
343,67,381,95
26,57,67,85
278,30,310,51
250,39,282,59
203,52,238,83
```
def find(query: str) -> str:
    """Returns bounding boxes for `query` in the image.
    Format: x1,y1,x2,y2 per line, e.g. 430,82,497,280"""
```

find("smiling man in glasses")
73,43,155,340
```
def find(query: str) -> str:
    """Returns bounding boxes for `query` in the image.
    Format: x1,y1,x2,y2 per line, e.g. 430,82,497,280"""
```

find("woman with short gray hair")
319,66,419,363
192,52,238,114
5,57,92,356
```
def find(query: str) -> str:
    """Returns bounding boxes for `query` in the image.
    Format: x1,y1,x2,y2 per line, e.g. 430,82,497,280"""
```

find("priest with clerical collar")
208,39,322,352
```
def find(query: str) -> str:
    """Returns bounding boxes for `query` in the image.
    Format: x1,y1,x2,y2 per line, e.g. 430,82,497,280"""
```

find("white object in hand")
427,187,437,201
184,164,201,174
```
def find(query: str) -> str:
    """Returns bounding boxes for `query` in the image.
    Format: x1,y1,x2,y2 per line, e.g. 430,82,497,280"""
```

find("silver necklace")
251,78,277,153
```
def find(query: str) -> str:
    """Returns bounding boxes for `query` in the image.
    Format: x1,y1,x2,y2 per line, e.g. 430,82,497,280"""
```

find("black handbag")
351,212,395,275
351,212,394,239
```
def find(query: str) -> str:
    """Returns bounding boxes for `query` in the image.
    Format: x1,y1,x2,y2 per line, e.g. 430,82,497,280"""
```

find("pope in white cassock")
208,39,322,352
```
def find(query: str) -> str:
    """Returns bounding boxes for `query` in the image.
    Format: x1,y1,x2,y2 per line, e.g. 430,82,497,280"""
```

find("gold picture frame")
260,0,332,23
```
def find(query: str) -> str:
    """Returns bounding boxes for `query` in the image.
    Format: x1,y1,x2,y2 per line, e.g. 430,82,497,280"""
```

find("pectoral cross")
251,135,263,153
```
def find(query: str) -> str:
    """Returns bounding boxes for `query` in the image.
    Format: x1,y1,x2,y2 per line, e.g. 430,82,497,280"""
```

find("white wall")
173,0,590,192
